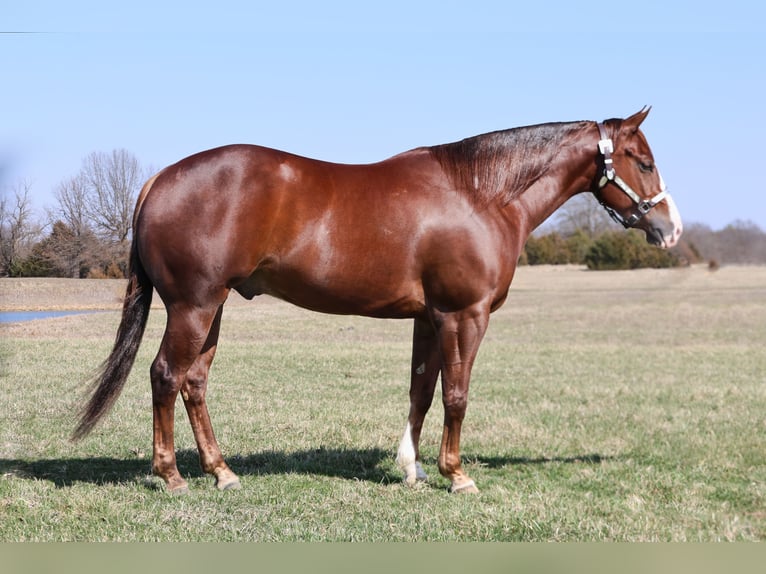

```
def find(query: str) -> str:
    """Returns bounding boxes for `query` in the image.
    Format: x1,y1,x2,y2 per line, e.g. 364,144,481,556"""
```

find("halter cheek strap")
595,123,669,228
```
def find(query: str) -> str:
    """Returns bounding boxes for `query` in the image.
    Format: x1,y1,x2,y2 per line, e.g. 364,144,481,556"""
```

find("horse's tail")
71,178,157,441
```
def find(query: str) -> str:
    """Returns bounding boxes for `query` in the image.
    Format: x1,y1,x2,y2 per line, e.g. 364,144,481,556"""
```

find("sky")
3,0,765,230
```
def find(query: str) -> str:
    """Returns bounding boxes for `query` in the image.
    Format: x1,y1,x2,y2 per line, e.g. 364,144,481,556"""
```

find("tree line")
520,195,766,269
1,150,148,278
1,153,765,278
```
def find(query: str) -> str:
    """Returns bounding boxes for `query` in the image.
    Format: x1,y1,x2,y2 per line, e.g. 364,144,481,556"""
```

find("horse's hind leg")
181,304,240,491
150,302,224,494
396,318,441,486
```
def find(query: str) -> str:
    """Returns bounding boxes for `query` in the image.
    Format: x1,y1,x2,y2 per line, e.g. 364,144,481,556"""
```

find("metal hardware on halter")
595,122,670,229
598,137,615,180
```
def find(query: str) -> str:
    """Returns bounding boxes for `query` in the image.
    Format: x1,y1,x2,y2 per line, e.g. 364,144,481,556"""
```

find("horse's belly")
233,263,426,319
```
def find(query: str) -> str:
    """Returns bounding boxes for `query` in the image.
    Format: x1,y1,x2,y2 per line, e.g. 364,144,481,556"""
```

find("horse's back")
136,145,431,313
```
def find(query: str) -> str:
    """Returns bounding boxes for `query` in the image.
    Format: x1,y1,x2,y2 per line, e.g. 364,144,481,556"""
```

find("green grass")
1,265,765,541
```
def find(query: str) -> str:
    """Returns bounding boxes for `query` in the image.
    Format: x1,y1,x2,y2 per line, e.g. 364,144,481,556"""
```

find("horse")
73,108,682,494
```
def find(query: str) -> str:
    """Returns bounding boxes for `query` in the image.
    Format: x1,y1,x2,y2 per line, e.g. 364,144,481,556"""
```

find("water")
0,310,102,323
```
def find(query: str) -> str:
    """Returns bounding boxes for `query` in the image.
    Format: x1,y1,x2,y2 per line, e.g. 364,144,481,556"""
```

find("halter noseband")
595,122,670,228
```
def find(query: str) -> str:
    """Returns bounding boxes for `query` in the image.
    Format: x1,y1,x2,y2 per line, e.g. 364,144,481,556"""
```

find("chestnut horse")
73,108,682,494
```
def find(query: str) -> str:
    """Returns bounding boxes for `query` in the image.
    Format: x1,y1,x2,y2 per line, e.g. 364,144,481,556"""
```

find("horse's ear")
624,106,651,132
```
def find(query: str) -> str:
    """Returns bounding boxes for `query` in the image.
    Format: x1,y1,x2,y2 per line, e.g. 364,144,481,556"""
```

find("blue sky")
3,0,765,230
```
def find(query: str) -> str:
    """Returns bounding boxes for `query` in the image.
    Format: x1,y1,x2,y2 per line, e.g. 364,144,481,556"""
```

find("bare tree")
554,194,615,238
54,175,90,236
0,181,41,276
45,149,147,278
49,175,96,276
717,220,766,264
684,220,766,265
81,149,143,243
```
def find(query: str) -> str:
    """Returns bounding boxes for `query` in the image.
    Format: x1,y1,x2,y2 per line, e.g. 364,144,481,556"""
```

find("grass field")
1,265,765,541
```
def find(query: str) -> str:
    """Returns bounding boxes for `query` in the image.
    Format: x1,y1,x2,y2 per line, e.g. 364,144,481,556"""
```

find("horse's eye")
638,161,654,173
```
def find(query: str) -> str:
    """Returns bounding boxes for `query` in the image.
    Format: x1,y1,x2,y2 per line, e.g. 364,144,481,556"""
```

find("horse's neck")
509,125,598,234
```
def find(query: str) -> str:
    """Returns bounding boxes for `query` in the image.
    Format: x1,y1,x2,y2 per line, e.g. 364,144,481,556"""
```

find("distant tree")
54,175,90,237
47,176,97,276
681,222,717,263
0,181,41,276
554,194,615,238
80,149,143,243
49,149,148,278
23,221,101,278
716,220,766,264
682,220,766,265
533,191,766,268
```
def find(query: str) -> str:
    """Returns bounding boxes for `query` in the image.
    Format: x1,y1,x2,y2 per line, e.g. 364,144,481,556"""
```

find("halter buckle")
598,138,613,155
637,200,653,215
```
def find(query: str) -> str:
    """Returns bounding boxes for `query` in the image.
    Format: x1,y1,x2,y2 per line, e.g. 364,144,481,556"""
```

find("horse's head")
593,108,683,248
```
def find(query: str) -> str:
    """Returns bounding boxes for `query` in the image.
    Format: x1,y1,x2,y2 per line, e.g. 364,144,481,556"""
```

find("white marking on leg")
396,422,427,485
396,422,416,483
415,362,426,375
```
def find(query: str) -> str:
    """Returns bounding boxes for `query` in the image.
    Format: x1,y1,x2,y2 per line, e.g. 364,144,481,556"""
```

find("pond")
0,310,104,323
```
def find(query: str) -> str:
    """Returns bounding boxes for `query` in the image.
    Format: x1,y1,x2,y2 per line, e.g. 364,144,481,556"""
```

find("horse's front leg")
397,318,441,486
434,305,489,494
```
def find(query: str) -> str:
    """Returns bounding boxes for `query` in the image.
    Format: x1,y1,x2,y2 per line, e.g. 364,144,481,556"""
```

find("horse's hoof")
402,461,429,487
403,477,428,491
215,472,241,491
217,479,241,491
162,475,191,495
449,479,479,494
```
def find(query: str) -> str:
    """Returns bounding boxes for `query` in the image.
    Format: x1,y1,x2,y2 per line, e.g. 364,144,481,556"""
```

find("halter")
595,122,670,228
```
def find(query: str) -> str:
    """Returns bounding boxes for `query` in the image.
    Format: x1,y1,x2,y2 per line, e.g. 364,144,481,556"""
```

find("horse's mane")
428,121,590,206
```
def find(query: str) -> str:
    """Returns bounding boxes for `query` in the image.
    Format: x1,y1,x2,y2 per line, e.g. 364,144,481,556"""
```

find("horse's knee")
442,391,468,421
150,356,183,402
181,378,207,405
182,361,210,403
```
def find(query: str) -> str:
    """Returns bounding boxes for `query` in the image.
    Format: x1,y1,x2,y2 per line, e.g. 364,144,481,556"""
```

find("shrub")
525,232,572,265
564,229,593,264
584,230,681,270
